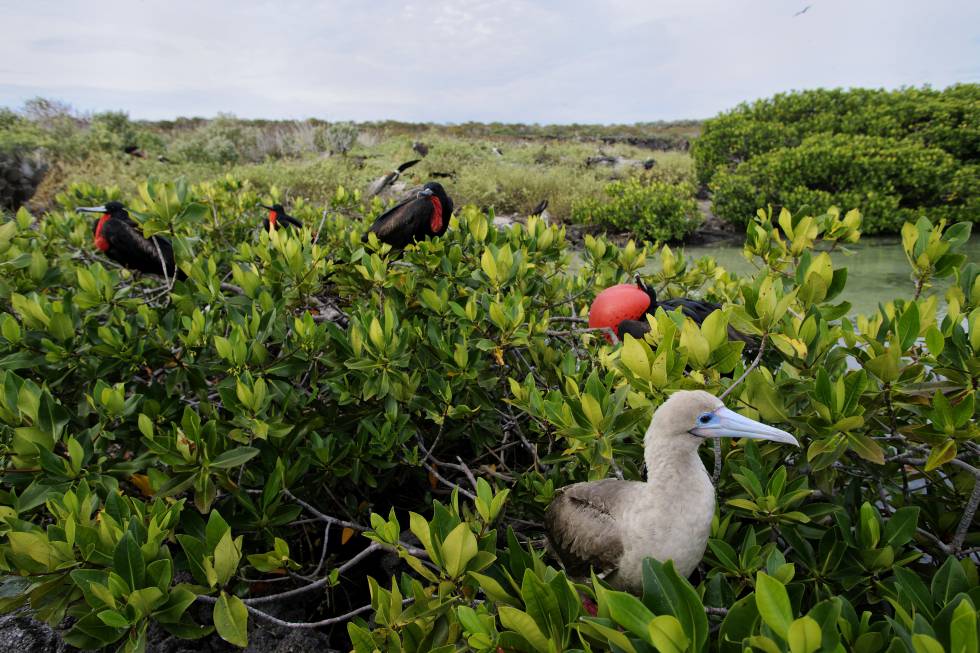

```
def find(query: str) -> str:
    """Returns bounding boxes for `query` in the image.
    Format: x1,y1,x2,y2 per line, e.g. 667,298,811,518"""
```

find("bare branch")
546,327,618,345
710,335,769,485
953,477,980,553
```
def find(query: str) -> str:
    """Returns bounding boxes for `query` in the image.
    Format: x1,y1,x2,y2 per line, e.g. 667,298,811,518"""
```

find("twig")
420,459,476,500
220,282,245,295
546,316,588,324
704,606,729,616
719,333,767,402
917,527,952,555
313,208,328,244
546,327,619,345
151,237,173,290
195,543,381,608
283,490,368,532
456,456,479,491
711,334,769,485
953,477,980,553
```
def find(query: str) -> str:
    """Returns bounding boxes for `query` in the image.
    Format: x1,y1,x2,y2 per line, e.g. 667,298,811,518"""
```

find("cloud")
0,0,977,122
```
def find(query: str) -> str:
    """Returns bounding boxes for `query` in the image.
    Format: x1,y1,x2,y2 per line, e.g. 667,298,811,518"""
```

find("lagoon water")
645,234,979,317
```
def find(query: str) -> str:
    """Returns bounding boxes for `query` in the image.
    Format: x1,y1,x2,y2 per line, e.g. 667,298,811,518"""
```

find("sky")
1,0,978,124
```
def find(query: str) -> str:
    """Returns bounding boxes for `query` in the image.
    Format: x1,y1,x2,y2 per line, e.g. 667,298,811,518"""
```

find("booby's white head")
645,390,798,466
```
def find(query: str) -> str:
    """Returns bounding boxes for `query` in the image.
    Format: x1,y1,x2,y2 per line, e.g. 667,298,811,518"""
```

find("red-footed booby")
545,390,798,592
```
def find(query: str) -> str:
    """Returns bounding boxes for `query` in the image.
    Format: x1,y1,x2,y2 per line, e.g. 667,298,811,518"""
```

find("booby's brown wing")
362,196,430,249
545,479,629,578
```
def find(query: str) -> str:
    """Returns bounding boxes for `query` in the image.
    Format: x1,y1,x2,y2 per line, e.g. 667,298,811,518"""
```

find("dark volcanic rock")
0,611,72,653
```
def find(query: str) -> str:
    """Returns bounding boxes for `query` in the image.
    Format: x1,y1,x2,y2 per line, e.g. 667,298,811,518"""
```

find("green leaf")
97,609,131,629
755,572,792,640
950,600,978,653
931,556,969,605
912,634,946,653
210,447,259,469
883,507,920,547
606,590,656,645
441,522,477,578
498,606,549,653
648,615,689,653
787,616,822,653
113,531,145,591
214,591,248,648
213,531,242,587
640,559,708,653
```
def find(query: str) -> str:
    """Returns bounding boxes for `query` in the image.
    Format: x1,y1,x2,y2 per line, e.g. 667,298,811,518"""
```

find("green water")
595,234,979,316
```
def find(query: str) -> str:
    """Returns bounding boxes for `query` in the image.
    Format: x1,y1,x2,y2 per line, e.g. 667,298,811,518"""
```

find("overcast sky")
1,0,977,123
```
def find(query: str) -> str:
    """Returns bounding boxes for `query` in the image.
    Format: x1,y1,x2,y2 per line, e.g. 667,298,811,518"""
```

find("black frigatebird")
362,182,453,249
412,141,429,157
261,204,303,232
76,201,185,280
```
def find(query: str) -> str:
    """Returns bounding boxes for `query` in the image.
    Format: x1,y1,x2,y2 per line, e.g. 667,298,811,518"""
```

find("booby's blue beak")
75,206,107,213
690,407,798,446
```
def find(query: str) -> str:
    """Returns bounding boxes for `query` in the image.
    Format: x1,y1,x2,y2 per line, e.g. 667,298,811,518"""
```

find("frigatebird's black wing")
362,195,431,249
617,319,652,341
660,297,722,325
101,218,181,279
279,213,303,229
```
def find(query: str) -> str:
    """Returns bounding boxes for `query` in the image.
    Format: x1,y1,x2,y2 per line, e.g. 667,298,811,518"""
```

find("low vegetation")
0,101,699,239
0,175,976,651
572,179,701,241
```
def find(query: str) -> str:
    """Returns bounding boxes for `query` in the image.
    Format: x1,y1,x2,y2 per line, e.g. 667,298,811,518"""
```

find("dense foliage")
0,178,977,652
572,179,701,242
693,86,980,232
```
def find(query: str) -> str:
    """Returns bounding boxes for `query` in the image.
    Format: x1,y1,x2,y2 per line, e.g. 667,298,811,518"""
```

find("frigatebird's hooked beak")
75,206,107,214
690,407,799,446
416,188,434,199
259,204,274,210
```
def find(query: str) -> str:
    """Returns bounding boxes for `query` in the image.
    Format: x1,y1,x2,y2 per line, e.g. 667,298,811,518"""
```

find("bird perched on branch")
261,204,303,232
77,201,185,280
589,275,759,352
545,390,797,591
366,159,421,198
362,182,453,249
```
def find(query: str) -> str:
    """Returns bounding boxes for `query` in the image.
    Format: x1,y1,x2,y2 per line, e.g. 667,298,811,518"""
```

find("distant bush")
711,133,980,232
693,86,980,187
320,121,359,155
169,113,256,164
573,178,701,241
88,111,139,152
694,86,980,231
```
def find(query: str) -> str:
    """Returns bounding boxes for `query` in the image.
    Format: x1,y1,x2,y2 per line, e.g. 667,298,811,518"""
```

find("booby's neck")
643,433,708,485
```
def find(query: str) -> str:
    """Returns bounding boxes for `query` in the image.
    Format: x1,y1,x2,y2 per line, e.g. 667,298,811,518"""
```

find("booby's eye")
697,413,713,425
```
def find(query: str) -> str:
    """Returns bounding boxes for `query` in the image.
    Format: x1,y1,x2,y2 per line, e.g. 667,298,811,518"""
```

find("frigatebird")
529,199,551,224
545,390,797,591
261,204,303,232
589,275,759,352
412,141,429,157
366,159,422,198
77,201,185,280
362,182,453,249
